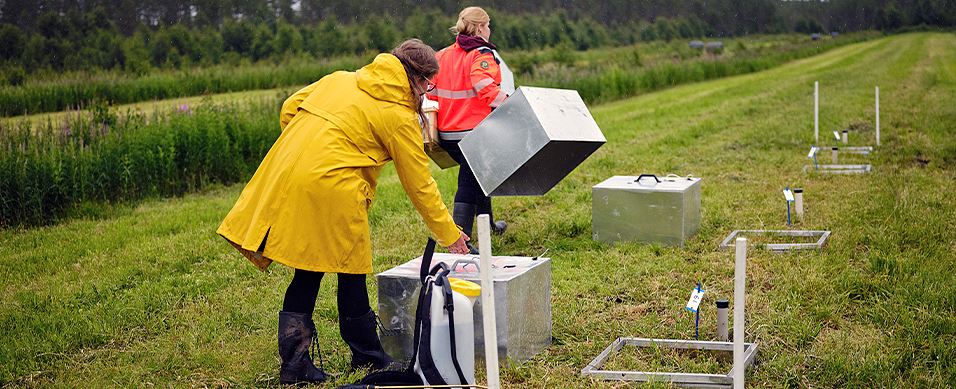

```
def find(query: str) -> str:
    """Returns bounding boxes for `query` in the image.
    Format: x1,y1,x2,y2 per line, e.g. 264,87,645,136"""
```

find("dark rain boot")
453,202,480,254
339,309,398,371
477,197,508,235
278,311,329,385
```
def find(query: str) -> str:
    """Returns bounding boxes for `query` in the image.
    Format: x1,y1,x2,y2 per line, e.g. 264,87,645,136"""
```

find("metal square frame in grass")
803,164,872,174
581,337,758,388
719,230,831,252
840,146,874,155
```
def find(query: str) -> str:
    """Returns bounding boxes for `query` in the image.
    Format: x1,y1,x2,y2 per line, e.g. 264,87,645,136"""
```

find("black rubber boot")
278,311,329,385
477,197,508,235
492,220,508,234
453,202,480,254
340,309,398,370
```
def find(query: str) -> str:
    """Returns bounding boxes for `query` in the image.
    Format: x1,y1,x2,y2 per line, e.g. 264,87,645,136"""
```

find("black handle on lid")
420,238,437,284
635,174,660,184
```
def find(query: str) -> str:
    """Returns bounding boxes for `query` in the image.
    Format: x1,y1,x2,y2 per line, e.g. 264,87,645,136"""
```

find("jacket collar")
456,34,496,52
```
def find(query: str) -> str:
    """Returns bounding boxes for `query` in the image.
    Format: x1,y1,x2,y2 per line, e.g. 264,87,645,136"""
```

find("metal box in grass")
376,253,552,365
592,175,702,247
459,86,606,196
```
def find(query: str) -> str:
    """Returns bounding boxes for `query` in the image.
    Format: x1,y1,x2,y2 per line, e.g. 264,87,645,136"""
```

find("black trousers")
282,269,369,319
440,138,493,215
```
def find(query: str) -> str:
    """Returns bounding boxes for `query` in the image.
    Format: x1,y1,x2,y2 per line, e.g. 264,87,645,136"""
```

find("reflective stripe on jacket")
428,41,507,133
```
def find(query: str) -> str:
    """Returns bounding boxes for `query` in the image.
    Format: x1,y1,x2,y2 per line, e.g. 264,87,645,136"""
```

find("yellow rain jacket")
217,53,461,274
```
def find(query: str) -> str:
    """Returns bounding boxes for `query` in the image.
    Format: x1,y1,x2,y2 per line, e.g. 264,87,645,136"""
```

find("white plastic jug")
415,277,480,386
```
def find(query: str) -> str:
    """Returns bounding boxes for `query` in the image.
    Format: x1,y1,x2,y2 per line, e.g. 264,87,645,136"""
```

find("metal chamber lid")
460,86,606,196
592,175,702,192
377,253,551,282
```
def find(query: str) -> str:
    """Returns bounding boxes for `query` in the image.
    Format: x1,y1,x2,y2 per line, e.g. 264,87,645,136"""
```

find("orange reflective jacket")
428,41,508,133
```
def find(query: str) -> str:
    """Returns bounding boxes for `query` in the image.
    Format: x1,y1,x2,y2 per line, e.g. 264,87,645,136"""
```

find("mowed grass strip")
2,32,954,387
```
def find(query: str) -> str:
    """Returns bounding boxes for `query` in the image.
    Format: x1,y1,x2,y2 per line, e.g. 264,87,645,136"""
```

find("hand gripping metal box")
459,86,606,196
376,253,552,365
592,175,702,247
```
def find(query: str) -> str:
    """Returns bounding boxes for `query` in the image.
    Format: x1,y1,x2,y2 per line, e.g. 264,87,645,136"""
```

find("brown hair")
391,39,439,128
451,6,490,36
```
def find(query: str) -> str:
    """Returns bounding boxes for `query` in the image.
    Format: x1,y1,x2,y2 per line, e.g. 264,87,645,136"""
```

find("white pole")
875,86,880,146
733,237,747,389
477,214,500,389
814,81,819,143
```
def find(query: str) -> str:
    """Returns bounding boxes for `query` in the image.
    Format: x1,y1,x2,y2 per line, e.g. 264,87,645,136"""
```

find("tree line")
0,0,953,82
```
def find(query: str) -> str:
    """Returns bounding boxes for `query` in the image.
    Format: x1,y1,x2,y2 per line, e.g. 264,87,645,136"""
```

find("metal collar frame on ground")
839,146,874,155
803,164,872,174
719,230,831,252
581,337,758,388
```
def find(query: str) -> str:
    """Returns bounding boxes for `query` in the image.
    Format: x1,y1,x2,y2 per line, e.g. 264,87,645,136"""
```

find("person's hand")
447,231,471,255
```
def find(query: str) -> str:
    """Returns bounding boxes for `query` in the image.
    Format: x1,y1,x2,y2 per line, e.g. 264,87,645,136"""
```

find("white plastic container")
415,278,479,386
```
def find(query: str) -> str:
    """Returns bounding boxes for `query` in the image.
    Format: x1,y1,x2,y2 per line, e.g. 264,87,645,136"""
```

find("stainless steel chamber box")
459,86,606,196
592,175,702,246
376,253,552,365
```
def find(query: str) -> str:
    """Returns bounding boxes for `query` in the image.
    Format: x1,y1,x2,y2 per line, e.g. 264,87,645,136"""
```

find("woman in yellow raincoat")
218,39,470,385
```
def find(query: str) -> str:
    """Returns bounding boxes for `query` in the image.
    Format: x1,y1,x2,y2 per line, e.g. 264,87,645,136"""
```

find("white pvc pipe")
814,81,819,143
841,130,848,145
831,147,839,164
476,214,500,389
733,237,747,389
875,86,880,146
794,189,804,219
716,300,729,342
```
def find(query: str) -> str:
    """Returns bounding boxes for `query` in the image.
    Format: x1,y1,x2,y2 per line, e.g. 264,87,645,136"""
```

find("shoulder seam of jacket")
477,48,500,64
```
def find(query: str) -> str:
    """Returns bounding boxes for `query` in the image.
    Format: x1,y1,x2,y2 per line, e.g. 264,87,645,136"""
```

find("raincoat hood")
357,53,413,107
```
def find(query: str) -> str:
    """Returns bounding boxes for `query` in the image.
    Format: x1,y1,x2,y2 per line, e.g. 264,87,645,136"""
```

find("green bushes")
0,99,280,227
0,56,364,116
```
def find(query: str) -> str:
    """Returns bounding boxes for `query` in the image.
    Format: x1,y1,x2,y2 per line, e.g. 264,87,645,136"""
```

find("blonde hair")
451,6,490,36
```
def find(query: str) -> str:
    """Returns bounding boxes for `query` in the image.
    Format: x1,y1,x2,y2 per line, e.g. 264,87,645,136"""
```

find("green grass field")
2,32,955,387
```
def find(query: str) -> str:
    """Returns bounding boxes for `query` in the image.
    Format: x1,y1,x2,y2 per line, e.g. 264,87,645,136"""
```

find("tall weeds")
0,99,279,227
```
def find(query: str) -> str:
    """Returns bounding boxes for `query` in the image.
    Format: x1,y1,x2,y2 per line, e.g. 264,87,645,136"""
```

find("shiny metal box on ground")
376,253,552,365
459,86,606,196
592,175,702,247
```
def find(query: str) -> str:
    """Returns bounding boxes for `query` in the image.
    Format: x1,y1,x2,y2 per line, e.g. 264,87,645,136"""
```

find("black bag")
337,239,469,388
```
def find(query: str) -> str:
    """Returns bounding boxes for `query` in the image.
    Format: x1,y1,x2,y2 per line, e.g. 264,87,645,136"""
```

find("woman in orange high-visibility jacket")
218,40,470,385
428,6,511,253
